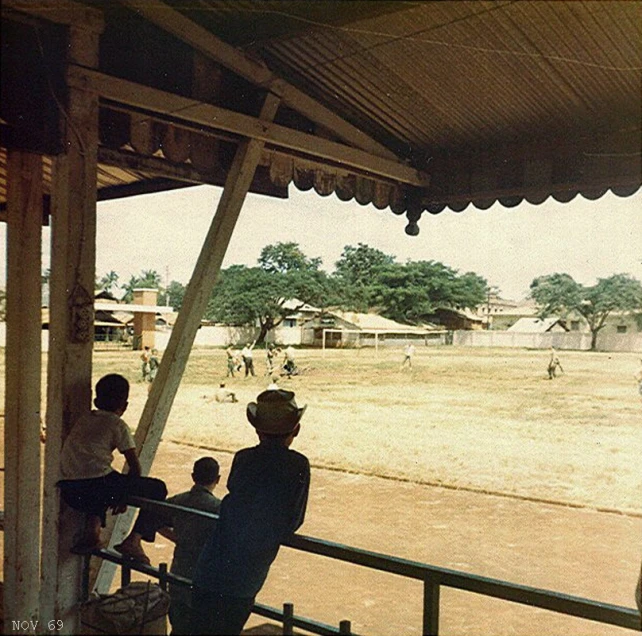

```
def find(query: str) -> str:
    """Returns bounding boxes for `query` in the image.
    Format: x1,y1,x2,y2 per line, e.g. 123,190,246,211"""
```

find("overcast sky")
2,185,640,301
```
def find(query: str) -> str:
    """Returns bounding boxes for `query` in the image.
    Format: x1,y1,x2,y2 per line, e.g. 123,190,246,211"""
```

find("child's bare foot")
114,540,151,565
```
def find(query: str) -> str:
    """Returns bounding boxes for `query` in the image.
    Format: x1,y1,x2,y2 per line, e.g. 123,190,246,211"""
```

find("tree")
333,243,395,311
530,272,642,349
97,270,120,294
161,280,186,310
121,269,163,302
372,260,487,324
258,241,322,274
208,243,330,343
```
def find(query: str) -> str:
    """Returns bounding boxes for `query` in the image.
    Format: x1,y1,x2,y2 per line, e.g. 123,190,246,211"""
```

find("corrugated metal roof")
1,0,640,230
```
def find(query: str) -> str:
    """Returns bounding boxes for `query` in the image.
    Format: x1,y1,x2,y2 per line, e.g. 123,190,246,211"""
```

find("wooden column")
93,91,282,592
39,18,102,633
4,150,44,633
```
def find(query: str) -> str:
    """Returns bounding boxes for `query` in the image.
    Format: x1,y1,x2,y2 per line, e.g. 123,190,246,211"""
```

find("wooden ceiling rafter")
117,0,400,162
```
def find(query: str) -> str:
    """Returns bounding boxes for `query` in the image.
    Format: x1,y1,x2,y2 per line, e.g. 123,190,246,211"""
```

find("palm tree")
98,270,120,294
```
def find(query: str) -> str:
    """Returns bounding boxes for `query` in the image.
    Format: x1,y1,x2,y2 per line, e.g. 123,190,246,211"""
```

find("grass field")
77,345,642,515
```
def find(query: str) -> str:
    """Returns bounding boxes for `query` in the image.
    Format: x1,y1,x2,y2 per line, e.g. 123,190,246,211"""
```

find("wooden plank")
4,0,103,32
4,150,43,633
93,91,282,593
69,66,430,188
118,0,396,160
98,147,210,184
39,26,101,633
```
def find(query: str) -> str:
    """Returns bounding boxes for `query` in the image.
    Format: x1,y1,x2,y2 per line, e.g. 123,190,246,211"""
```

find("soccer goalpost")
321,328,447,354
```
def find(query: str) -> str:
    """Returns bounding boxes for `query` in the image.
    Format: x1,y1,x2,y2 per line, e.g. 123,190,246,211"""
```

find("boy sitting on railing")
57,373,167,563
192,389,310,636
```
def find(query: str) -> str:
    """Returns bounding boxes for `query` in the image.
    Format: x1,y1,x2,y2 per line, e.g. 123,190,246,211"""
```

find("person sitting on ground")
157,457,222,636
57,373,167,562
214,382,238,403
282,345,298,377
192,389,310,636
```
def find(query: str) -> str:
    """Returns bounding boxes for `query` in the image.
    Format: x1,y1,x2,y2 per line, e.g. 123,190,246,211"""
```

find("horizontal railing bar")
124,497,640,632
286,535,640,631
253,603,355,636
92,548,349,635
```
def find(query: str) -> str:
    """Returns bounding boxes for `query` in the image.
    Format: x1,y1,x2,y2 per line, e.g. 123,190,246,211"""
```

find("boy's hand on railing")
110,503,128,515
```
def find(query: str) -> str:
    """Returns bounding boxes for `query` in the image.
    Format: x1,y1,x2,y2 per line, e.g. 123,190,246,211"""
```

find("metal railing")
82,497,641,635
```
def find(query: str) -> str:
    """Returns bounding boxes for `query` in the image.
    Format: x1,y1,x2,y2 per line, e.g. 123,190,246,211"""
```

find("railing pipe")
423,579,440,636
120,562,131,588
158,562,168,592
92,497,641,633
283,602,294,635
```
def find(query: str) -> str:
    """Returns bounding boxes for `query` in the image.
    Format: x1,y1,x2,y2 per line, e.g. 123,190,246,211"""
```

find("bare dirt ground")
2,347,641,635
143,440,641,636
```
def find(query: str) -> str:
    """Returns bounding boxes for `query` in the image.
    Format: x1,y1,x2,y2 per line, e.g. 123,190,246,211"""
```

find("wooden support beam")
39,21,102,633
3,0,103,31
118,0,396,161
4,150,43,633
69,66,429,188
93,91,282,593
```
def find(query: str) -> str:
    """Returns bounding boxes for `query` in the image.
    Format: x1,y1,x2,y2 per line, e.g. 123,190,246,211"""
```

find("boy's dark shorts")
58,471,133,525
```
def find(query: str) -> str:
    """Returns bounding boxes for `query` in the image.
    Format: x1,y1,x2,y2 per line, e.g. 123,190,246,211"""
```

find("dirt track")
145,440,642,636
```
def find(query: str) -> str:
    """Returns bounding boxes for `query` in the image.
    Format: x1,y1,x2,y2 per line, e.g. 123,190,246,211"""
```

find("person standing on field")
634,359,642,402
547,347,563,379
226,345,237,378
140,346,152,381
241,341,256,378
401,343,415,369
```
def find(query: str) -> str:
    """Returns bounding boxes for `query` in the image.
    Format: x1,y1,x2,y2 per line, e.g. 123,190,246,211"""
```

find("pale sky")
2,185,641,301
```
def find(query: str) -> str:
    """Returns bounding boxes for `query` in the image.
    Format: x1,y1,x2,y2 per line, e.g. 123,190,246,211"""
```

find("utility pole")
165,265,170,307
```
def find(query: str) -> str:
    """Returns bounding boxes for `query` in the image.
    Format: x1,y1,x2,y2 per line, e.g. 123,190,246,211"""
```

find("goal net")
321,328,446,350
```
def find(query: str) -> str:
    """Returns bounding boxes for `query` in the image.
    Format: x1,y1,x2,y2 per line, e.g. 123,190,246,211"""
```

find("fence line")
90,497,641,635
453,330,642,352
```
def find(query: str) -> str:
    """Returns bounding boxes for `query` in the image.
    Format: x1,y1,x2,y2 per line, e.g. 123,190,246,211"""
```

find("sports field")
91,345,642,514
2,345,640,634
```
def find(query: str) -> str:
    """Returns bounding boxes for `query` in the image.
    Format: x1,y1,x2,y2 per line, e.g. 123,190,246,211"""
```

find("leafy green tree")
208,243,329,343
373,260,487,324
333,243,396,311
530,272,642,349
160,280,186,310
258,242,322,274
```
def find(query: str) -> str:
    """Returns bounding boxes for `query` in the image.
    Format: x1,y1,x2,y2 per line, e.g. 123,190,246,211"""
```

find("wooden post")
39,17,102,633
4,150,44,633
93,91,282,592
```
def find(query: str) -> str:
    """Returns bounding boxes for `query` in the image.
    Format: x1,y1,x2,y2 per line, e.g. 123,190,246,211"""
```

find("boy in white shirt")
58,373,167,563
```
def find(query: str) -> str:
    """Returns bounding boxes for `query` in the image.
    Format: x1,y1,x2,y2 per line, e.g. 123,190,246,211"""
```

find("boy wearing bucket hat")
192,389,310,635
